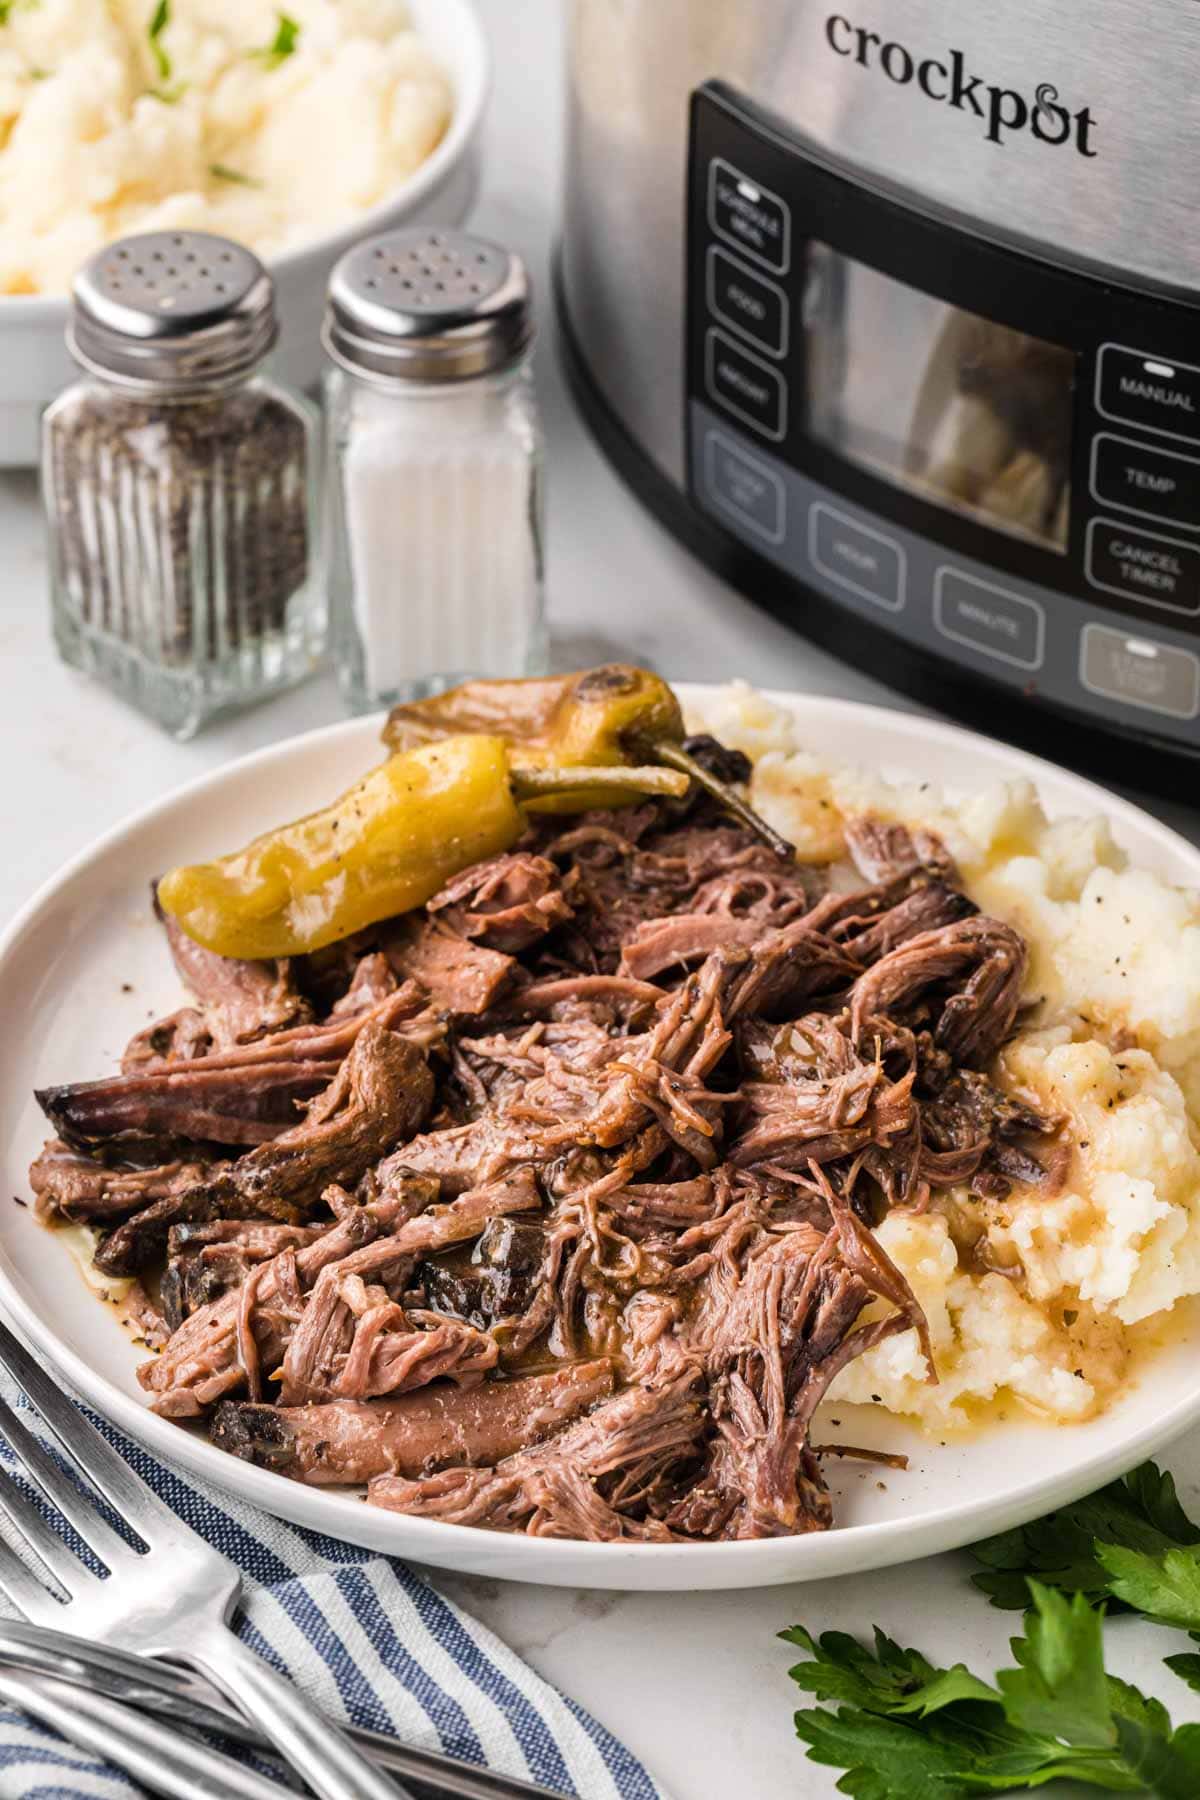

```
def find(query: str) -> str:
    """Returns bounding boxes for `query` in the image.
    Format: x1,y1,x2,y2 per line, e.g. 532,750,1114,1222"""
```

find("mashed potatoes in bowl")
0,0,454,293
0,0,485,461
689,681,1200,1443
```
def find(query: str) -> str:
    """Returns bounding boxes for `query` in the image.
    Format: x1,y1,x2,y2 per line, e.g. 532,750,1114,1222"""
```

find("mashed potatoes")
689,682,1200,1433
0,0,452,295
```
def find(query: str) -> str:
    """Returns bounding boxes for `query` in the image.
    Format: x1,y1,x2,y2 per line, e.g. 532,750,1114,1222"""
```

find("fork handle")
0,1617,561,1800
0,1667,283,1800
188,1628,410,1800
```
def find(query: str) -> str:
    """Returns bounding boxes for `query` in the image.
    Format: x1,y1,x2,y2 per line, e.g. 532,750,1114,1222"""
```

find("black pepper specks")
46,382,311,676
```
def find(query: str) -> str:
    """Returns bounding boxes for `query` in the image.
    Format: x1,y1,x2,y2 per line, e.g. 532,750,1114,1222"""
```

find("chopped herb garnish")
0,0,41,22
209,163,264,188
147,82,187,104
147,0,172,81
248,10,300,68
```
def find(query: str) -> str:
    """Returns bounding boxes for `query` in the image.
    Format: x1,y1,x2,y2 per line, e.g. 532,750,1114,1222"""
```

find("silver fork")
0,1662,291,1799
0,1319,405,1800
0,1618,568,1800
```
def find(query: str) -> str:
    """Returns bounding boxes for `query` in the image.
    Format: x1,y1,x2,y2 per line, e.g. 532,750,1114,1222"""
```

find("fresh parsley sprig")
784,1583,1200,1797
248,11,300,69
970,1461,1200,1619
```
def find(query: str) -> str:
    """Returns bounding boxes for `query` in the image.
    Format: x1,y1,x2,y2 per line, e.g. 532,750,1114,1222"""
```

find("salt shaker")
42,231,323,739
322,228,545,710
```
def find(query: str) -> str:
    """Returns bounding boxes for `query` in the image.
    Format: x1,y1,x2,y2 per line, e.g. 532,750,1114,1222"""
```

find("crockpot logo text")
825,15,1097,156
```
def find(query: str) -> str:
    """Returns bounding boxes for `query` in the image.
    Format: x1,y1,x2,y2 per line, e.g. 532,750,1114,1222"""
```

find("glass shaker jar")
322,228,545,711
42,231,323,738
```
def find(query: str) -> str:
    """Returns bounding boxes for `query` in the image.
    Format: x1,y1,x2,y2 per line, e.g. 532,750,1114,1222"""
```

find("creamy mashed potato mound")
688,682,1200,1433
0,0,452,295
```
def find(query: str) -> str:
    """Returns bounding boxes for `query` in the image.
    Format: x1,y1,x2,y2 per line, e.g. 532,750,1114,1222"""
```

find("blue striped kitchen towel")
0,1387,668,1800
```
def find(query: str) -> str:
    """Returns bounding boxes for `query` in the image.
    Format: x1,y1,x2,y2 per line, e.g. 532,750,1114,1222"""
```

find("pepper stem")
510,763,690,802
653,740,794,861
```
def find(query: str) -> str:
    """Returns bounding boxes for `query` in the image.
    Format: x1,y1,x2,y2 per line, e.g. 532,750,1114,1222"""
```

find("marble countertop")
3,2,1200,1794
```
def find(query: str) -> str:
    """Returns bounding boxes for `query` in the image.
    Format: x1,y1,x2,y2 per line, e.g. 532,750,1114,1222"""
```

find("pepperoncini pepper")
383,664,792,855
156,731,689,959
382,665,685,812
159,667,793,959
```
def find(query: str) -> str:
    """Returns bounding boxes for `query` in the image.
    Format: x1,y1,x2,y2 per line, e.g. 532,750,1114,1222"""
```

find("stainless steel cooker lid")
323,228,534,383
69,232,277,389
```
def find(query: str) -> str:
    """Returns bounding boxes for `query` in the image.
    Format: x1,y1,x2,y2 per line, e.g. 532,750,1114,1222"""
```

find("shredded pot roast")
29,745,1064,1542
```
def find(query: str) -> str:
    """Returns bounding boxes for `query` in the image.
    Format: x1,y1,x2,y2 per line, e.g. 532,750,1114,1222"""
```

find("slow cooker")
558,0,1200,782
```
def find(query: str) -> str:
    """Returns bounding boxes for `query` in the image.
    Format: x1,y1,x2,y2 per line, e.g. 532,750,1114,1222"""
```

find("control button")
810,503,904,611
933,569,1044,670
708,158,791,274
706,247,788,359
705,329,787,440
1080,624,1200,720
704,430,785,542
1090,432,1200,530
1096,345,1200,445
1086,518,1200,616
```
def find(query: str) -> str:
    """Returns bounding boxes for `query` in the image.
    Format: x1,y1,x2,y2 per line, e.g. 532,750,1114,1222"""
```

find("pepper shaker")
42,231,323,738
322,228,546,711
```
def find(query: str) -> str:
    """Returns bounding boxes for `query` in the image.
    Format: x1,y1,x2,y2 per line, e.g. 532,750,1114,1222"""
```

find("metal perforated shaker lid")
69,231,277,390
323,228,533,383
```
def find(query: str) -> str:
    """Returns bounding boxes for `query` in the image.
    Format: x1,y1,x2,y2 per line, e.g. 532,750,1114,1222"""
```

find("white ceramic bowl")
3,689,1200,1590
0,0,489,468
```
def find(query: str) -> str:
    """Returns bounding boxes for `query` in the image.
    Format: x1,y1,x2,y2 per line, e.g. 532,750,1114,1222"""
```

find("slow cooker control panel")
686,83,1200,752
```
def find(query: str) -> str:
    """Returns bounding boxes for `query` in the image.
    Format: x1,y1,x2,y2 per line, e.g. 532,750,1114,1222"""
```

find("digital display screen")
804,245,1074,553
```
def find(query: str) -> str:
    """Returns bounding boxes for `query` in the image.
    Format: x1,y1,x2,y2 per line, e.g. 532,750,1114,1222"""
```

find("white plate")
2,689,1200,1592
